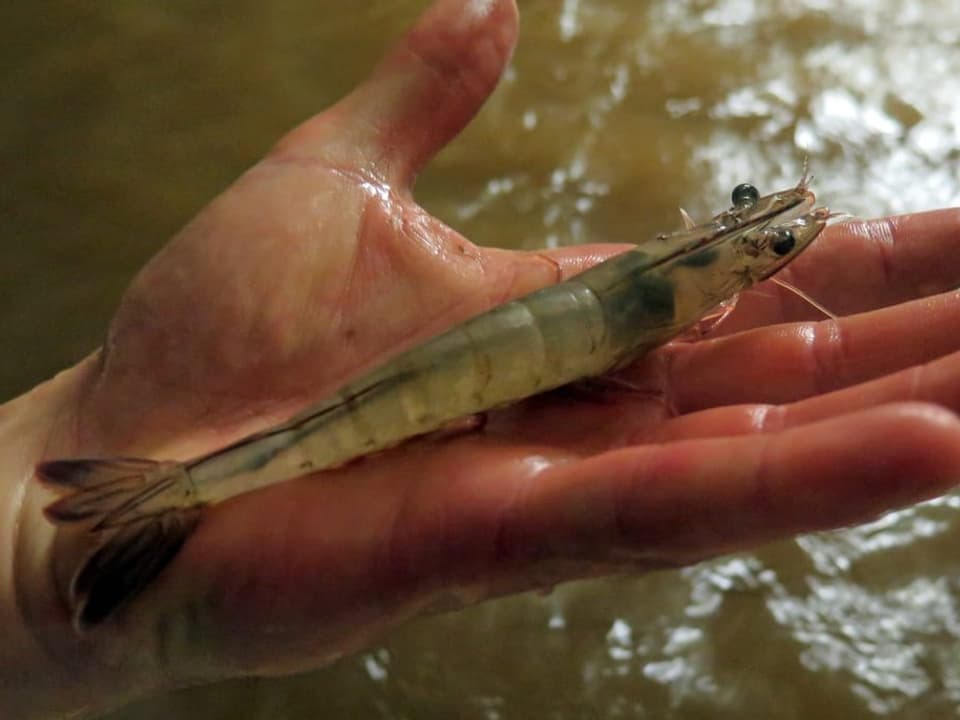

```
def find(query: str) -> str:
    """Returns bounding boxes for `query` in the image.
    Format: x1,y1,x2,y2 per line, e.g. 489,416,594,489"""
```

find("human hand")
6,0,960,717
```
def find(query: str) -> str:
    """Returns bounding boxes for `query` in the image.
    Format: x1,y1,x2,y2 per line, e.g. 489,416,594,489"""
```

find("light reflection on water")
5,0,960,717
428,0,960,252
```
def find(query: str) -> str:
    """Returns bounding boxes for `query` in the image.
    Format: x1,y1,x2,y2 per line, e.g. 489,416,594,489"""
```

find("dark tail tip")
74,507,204,630
37,456,202,629
37,457,160,489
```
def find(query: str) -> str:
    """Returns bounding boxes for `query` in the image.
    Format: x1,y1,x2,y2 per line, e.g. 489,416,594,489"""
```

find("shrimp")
37,178,829,630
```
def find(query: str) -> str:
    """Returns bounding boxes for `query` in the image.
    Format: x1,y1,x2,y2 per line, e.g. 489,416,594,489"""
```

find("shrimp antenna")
826,211,855,223
797,156,813,190
772,277,838,321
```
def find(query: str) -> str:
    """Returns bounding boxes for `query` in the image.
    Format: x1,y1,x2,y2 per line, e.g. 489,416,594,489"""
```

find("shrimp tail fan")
37,457,204,630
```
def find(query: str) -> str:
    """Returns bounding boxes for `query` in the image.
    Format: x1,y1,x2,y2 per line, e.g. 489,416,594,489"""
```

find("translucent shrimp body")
39,180,828,629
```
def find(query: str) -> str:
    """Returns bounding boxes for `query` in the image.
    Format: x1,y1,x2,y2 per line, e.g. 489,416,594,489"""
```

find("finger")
792,209,960,312
719,208,960,332
154,403,959,674
644,347,960,444
271,0,518,185
654,288,960,412
510,403,960,565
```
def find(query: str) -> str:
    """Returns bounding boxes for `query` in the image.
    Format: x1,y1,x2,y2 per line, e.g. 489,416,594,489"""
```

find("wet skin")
4,0,960,718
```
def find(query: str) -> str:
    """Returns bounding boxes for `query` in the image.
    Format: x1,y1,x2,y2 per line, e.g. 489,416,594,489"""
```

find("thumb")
273,0,519,186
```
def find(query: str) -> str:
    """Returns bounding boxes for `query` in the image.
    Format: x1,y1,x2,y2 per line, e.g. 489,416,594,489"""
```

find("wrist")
0,355,151,720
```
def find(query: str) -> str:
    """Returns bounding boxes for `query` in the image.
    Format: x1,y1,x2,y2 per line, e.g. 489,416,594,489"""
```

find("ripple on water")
13,1,960,718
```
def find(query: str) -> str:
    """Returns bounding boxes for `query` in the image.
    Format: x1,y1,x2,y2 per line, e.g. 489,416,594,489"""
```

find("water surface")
4,1,960,717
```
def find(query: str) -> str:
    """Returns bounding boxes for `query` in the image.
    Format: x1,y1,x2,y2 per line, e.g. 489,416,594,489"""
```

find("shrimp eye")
771,228,796,255
731,183,760,208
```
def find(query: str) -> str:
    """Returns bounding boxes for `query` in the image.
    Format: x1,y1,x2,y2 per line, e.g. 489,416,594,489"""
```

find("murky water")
5,0,960,717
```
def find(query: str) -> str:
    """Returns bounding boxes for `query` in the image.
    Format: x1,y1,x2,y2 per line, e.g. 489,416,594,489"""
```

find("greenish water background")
4,1,960,717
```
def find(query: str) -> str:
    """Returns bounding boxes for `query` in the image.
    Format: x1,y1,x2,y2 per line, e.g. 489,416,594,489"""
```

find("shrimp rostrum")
39,177,830,629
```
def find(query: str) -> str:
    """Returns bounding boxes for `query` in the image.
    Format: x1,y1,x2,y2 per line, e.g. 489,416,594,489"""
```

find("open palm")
10,0,960,716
